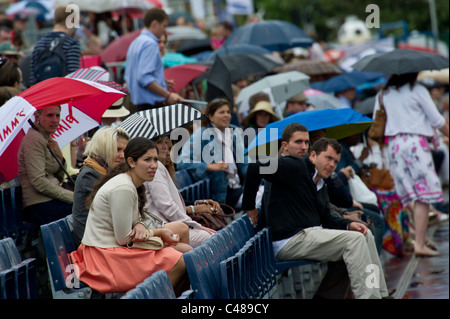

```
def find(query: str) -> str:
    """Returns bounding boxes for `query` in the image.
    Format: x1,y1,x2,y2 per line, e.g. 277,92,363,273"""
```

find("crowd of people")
0,5,449,299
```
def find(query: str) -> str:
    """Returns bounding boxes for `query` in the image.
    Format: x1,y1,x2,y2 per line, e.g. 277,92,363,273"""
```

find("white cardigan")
373,84,445,137
82,173,139,248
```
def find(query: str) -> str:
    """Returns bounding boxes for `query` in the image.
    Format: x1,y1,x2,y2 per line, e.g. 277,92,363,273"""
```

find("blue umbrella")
246,108,373,154
311,70,385,93
224,20,313,52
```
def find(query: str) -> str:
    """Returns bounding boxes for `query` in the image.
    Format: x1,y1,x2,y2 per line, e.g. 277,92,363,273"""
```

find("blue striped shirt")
29,32,81,86
124,29,167,106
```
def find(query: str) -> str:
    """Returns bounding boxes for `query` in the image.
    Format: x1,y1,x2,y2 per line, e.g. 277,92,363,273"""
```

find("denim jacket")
177,124,249,203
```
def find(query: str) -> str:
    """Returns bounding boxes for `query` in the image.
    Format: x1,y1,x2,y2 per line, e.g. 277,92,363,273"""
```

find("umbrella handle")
182,99,208,105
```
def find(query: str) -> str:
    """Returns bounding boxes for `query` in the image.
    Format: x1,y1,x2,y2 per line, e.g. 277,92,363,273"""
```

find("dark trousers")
23,200,72,226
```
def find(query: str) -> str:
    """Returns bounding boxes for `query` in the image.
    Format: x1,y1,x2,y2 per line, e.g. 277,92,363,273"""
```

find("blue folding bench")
183,215,254,299
121,270,193,299
1,187,19,240
179,179,210,202
220,229,275,299
0,237,37,299
40,216,92,299
1,186,38,251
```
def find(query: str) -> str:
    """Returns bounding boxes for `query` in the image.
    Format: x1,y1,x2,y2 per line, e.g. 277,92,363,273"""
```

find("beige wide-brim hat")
244,100,279,126
102,97,130,118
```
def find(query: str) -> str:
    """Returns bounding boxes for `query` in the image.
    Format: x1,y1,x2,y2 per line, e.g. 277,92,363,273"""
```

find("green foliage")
254,0,449,42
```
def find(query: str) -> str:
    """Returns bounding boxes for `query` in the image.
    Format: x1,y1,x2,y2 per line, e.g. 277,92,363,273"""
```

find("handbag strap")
377,89,385,113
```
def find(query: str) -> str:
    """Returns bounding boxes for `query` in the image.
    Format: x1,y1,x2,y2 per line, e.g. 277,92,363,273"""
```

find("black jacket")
242,155,350,241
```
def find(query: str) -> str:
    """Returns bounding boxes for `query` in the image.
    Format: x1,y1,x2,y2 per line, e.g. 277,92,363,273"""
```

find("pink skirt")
387,133,443,205
70,244,183,293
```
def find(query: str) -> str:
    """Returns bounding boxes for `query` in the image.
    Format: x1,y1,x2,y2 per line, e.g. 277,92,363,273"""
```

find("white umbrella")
166,26,207,42
236,71,310,113
303,88,342,110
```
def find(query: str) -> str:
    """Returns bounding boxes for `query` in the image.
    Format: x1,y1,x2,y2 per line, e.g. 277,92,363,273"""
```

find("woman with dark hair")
372,72,449,257
70,137,188,294
176,97,249,209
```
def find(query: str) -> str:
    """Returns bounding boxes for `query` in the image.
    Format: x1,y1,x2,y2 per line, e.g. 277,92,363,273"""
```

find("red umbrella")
101,28,142,64
0,77,125,183
164,63,210,93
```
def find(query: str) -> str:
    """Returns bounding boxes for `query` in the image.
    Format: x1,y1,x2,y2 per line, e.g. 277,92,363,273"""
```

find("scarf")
83,156,108,176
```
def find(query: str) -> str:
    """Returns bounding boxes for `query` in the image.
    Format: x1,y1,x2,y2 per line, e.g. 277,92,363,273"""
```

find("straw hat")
244,101,279,126
102,97,130,118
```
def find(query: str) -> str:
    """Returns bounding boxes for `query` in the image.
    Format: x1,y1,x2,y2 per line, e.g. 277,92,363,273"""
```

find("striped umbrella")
119,104,204,140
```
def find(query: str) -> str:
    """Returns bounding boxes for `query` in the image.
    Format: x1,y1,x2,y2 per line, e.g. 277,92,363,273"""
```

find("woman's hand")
201,226,217,235
194,199,221,214
130,223,149,242
156,228,180,246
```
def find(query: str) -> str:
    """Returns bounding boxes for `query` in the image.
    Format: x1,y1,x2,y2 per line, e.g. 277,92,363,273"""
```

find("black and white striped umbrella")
119,104,204,140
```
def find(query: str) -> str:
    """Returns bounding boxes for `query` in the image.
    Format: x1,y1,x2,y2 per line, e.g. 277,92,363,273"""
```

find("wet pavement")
383,221,449,299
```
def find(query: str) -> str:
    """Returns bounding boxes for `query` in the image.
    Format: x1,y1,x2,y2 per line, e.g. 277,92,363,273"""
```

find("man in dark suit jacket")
243,137,389,299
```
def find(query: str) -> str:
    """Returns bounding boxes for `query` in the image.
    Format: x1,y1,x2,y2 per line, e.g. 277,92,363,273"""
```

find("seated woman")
18,106,73,225
70,137,188,294
72,126,131,245
176,98,249,209
144,136,218,248
72,127,190,251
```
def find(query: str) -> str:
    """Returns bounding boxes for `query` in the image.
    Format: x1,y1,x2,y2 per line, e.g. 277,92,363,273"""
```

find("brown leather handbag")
188,204,235,231
368,90,387,145
360,167,394,190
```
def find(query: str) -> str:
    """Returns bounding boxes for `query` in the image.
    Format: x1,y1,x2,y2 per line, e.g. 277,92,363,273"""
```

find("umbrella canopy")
303,88,342,110
351,49,449,75
166,26,207,42
101,28,141,63
206,53,283,102
310,70,384,93
6,0,53,20
246,108,373,155
66,67,110,81
164,63,210,93
224,20,313,52
274,60,343,82
54,0,155,13
236,71,310,113
204,43,272,61
176,38,212,57
119,104,204,140
0,78,125,182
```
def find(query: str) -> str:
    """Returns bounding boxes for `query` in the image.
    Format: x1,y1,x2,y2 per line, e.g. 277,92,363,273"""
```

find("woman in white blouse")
373,72,449,257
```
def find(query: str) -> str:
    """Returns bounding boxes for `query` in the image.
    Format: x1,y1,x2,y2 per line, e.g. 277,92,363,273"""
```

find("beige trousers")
277,227,388,299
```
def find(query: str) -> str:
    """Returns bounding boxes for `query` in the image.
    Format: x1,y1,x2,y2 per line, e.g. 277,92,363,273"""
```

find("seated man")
243,137,389,299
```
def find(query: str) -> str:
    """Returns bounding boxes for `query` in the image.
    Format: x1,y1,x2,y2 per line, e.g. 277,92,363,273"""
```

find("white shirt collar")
312,169,325,191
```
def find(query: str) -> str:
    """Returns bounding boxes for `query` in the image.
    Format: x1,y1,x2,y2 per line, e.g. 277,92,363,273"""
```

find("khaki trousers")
277,227,388,299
